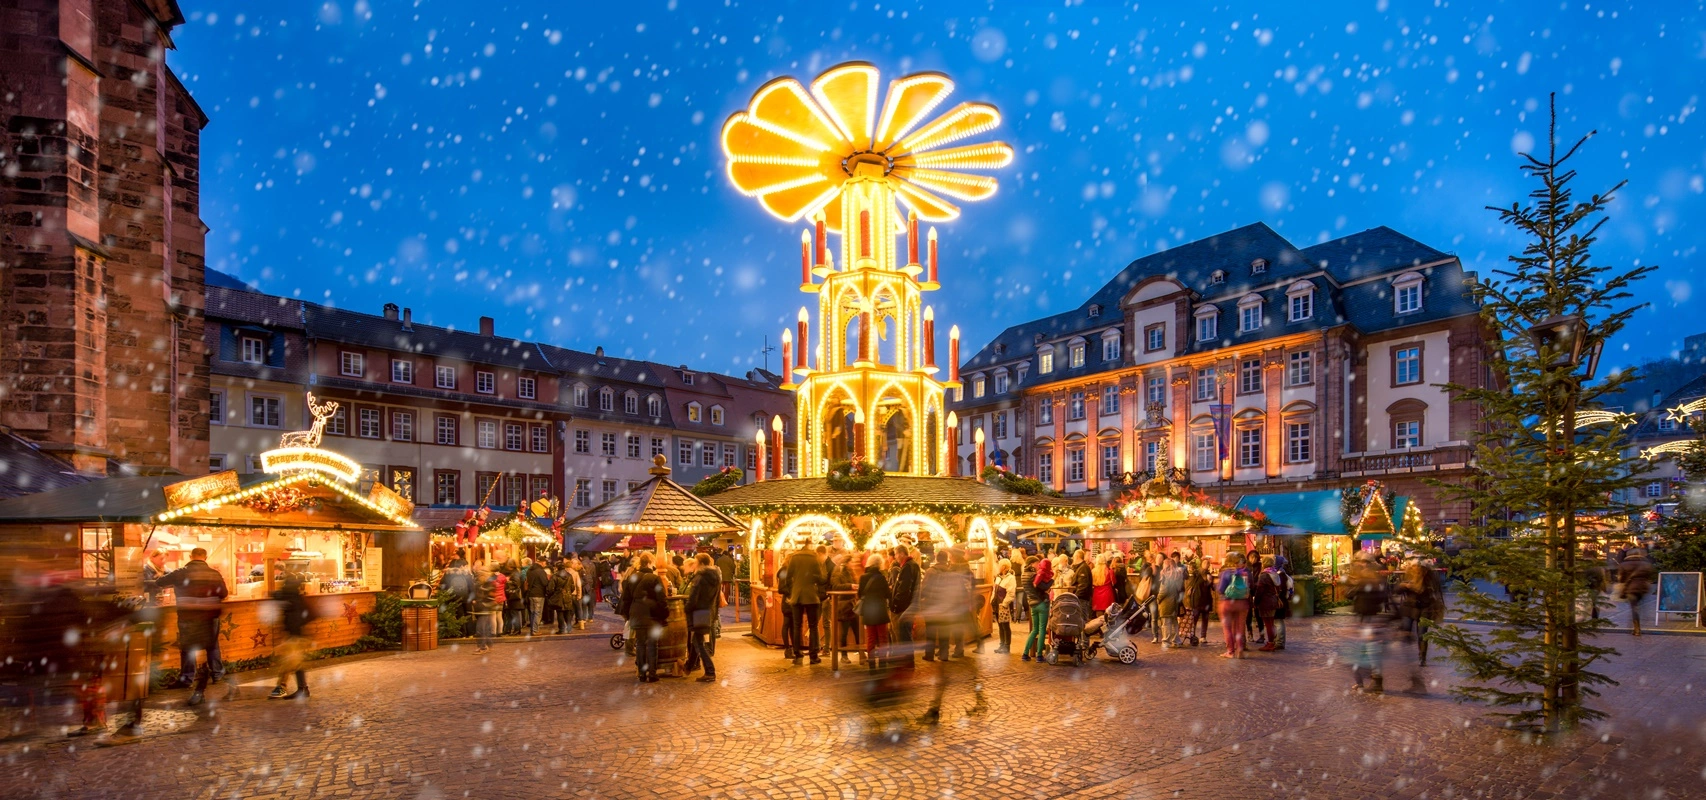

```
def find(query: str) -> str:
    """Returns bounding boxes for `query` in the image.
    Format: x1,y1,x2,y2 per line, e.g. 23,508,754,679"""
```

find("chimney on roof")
402,307,413,331
1653,390,1663,410
595,346,605,358
383,303,399,321
479,316,495,337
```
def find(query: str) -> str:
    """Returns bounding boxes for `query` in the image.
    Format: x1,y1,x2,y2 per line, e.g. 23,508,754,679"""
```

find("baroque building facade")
949,223,1492,523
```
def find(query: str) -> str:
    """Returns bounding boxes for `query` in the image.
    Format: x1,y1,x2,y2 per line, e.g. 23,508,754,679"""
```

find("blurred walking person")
686,553,721,683
858,553,892,668
1618,547,1656,636
156,547,228,706
471,567,498,655
889,547,922,665
1216,552,1251,659
268,569,313,700
920,548,986,724
1156,553,1184,648
1348,552,1391,692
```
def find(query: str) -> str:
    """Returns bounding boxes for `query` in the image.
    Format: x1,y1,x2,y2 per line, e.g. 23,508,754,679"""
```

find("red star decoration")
251,629,270,649
342,600,360,624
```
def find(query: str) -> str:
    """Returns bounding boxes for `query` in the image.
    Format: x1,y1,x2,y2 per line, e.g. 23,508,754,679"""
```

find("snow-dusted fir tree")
1651,418,1706,574
1429,96,1655,732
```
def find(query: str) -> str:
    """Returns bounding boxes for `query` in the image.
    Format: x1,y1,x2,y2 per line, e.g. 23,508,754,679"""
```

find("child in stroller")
1084,599,1146,664
1044,592,1088,665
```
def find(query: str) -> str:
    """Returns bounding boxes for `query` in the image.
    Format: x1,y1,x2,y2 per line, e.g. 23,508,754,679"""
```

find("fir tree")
1650,417,1706,574
1428,95,1656,732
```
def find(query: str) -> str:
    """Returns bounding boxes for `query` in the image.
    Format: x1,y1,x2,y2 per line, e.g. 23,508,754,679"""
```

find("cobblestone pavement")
5,614,1704,799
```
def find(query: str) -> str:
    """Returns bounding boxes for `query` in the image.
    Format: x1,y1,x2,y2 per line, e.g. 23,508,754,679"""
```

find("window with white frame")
391,410,413,442
1237,427,1262,468
651,437,666,458
1101,443,1120,479
1288,288,1314,322
392,359,413,384
1239,300,1262,332
573,429,590,454
1239,358,1263,394
993,411,1008,439
1395,277,1424,314
994,372,1009,394
573,384,589,407
1147,375,1166,406
505,422,524,451
678,439,693,465
687,402,702,423
1102,386,1120,415
476,371,495,394
723,443,737,468
1196,310,1218,342
973,376,986,398
647,395,662,417
1066,447,1086,483
574,479,591,508
700,442,717,467
209,390,225,425
1039,349,1055,374
1210,270,1226,285
1069,342,1085,368
711,406,724,426
1394,345,1422,385
1195,368,1217,401
1039,401,1054,426
602,480,618,504
532,425,550,453
1037,451,1054,484
241,336,265,364
435,365,457,389
340,351,364,377
746,446,757,471
208,454,226,472
1193,432,1217,471
1144,440,1161,473
627,434,642,458
1068,392,1086,421
1251,258,1268,275
250,395,282,428
477,420,498,448
1394,419,1421,448
325,406,347,436
1658,417,1677,433
1287,421,1312,463
358,408,381,439
1287,351,1314,386
1145,324,1165,353
1103,334,1121,363
517,376,536,399
601,432,617,456
624,392,638,415
436,415,457,445
598,387,613,412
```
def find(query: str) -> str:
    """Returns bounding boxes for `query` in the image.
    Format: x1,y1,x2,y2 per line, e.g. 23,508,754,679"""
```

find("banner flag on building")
1210,390,1232,464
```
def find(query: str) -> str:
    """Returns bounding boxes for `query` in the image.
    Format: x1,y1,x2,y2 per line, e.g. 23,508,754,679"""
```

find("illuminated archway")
966,516,996,552
773,514,856,551
869,513,955,551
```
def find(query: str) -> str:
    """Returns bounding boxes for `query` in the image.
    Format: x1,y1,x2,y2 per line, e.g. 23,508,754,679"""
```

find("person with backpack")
1216,552,1252,659
1253,556,1282,652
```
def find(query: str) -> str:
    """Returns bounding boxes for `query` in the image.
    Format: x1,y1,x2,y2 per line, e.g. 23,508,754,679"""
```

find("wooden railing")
1340,445,1473,476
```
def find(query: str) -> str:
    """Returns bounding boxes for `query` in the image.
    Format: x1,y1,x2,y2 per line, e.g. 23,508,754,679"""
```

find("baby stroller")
1045,593,1088,666
1085,600,1145,665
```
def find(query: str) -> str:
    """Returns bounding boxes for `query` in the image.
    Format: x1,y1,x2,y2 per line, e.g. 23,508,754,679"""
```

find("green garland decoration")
825,458,885,491
716,500,1119,522
980,465,1062,497
691,466,745,497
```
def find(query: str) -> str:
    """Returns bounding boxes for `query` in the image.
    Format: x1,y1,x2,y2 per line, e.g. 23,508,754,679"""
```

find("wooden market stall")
0,451,421,672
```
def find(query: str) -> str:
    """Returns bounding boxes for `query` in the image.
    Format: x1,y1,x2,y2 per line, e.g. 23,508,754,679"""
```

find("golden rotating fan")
721,62,1014,230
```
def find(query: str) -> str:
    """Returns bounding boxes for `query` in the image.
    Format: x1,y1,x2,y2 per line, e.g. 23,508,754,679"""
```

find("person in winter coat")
1582,549,1609,621
685,553,722,682
156,547,228,705
1618,548,1657,636
830,554,860,654
1156,554,1185,648
785,545,827,664
1133,558,1159,643
993,558,1017,655
1022,556,1054,662
1109,555,1131,609
1396,558,1443,666
917,551,957,662
268,570,313,700
1252,556,1282,650
500,560,523,635
919,548,986,724
1071,550,1093,605
1181,562,1213,647
523,558,551,636
472,566,499,655
858,553,893,668
1216,552,1252,659
618,553,669,682
1090,554,1115,614
552,562,580,634
1269,555,1297,649
889,547,923,663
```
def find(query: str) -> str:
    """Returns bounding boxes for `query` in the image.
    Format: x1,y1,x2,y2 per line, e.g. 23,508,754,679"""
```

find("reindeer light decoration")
279,393,340,449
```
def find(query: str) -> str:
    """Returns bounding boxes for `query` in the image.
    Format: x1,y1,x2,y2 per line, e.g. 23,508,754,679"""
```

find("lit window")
1288,351,1313,386
1239,358,1263,394
710,406,725,426
1395,281,1423,314
688,403,702,423
1039,350,1055,374
1194,432,1216,471
476,371,495,394
1037,452,1054,484
1238,427,1262,468
340,351,364,377
1394,346,1422,385
601,432,617,456
436,365,457,389
574,429,590,454
1069,343,1085,368
477,420,497,448
392,359,413,384
241,336,265,364
1394,420,1421,448
517,377,536,399
1066,447,1085,483
973,377,986,398
1287,422,1311,463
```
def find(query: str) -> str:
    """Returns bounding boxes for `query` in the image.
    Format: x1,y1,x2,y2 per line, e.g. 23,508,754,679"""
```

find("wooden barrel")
656,595,688,669
401,604,439,651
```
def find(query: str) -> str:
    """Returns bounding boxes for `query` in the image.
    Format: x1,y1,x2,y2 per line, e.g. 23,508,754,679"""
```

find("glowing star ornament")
720,62,1014,229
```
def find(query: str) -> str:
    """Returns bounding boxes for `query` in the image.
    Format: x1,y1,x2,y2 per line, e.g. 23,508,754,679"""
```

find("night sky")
169,1,1705,378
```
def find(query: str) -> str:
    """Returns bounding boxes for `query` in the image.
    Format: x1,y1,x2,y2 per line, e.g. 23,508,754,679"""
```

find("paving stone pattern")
5,615,1704,799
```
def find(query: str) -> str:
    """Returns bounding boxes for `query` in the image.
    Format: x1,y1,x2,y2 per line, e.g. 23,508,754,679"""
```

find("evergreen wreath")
980,465,1061,497
826,458,885,491
691,466,744,497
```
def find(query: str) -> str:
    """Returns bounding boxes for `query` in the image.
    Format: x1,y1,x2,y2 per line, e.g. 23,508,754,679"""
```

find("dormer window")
994,343,1007,356
647,394,662,417
681,371,695,386
1210,270,1226,285
1068,340,1086,368
1195,306,1220,342
1286,280,1315,322
687,402,703,423
1393,271,1425,314
1238,294,1264,333
1038,345,1055,375
240,335,265,365
598,387,614,412
1088,303,1102,318
710,405,725,426
994,369,1010,394
1251,258,1268,275
972,375,987,399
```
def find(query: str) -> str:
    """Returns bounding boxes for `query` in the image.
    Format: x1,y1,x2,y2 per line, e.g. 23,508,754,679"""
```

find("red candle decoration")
754,428,767,483
945,411,958,477
974,428,987,477
796,308,809,370
770,416,785,479
815,214,827,265
948,325,961,383
923,306,936,367
927,227,939,283
907,209,919,265
781,330,793,376
800,229,811,284
859,209,871,260
853,411,866,462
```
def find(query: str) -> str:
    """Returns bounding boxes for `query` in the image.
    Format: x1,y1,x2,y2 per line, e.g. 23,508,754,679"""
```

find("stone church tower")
0,0,209,477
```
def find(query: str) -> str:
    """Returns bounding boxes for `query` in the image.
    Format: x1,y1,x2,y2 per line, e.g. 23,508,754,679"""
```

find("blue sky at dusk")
170,1,1705,377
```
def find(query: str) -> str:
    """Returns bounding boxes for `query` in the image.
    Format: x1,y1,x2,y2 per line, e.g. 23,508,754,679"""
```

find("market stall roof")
0,471,419,529
0,475,185,523
1235,490,1349,535
704,475,1109,520
566,457,743,536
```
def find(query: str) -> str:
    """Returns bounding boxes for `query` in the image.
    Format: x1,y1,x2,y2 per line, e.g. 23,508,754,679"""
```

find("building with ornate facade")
0,0,209,483
203,273,793,514
948,223,1491,523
